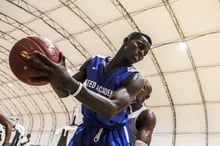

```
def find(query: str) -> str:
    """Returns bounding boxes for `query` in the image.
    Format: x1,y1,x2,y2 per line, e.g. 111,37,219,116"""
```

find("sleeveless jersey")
127,106,147,145
68,55,139,146
82,55,138,128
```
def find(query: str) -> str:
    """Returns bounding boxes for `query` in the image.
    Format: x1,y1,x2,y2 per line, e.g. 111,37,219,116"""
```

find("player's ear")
123,37,129,43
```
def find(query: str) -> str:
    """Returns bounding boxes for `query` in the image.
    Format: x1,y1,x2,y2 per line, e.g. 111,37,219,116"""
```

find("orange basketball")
9,36,60,86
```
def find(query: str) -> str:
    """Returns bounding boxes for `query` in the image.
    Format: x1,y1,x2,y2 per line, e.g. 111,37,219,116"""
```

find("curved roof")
0,0,220,146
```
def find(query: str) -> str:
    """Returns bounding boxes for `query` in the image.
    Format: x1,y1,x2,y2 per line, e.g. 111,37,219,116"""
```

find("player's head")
120,32,152,65
127,32,152,46
136,79,152,105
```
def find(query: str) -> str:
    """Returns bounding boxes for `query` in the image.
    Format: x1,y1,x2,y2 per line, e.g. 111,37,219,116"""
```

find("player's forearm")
60,74,132,118
71,85,130,118
136,129,153,146
51,83,70,97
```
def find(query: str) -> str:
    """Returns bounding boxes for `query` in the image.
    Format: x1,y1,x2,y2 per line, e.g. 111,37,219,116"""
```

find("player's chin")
127,57,138,64
134,55,144,63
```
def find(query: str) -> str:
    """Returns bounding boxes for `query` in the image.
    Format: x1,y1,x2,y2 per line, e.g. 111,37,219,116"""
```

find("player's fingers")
28,76,50,83
32,51,55,67
27,55,54,72
26,55,41,67
24,66,51,77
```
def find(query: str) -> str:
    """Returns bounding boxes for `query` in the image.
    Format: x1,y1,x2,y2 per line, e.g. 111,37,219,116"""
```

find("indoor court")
0,0,220,146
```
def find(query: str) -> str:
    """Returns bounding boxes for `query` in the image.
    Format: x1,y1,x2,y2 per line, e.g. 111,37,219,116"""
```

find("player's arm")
26,52,144,118
26,52,90,98
0,114,12,146
51,55,92,97
73,72,145,118
135,109,156,146
51,56,91,97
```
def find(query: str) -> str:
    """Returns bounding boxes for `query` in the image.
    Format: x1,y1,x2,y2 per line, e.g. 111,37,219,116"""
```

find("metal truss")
0,11,79,72
162,0,208,146
0,30,17,44
59,0,117,54
0,12,39,36
7,0,91,59
0,45,35,133
111,1,177,145
0,31,67,144
111,0,140,32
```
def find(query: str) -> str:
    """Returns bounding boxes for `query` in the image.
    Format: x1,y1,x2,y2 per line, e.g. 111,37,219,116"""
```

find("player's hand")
25,51,75,97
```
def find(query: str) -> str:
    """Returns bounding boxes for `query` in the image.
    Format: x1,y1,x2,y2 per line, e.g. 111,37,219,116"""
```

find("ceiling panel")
0,0,219,145
75,0,122,24
165,71,201,104
153,43,192,72
171,0,220,35
176,105,205,132
209,135,220,146
120,0,163,12
48,7,90,34
134,6,181,45
146,76,170,106
207,103,220,132
198,67,220,101
176,134,206,146
189,33,220,67
152,107,173,132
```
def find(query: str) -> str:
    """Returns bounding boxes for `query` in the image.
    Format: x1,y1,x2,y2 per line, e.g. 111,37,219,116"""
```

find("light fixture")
179,41,187,50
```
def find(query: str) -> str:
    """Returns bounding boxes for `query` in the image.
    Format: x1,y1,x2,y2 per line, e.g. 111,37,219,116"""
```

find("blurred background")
0,0,220,145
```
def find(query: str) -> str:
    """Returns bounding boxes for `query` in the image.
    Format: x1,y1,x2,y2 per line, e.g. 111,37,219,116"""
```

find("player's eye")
137,42,144,49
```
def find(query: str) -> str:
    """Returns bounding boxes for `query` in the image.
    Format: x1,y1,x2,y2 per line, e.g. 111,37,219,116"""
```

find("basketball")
9,36,60,86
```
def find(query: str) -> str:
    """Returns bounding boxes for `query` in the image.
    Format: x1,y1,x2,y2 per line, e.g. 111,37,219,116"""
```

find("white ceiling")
0,0,220,146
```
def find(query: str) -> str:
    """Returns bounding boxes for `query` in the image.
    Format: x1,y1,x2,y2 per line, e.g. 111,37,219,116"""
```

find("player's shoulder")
88,55,108,64
137,109,156,124
123,69,144,87
136,108,156,130
138,108,152,117
79,55,107,71
89,55,107,61
127,71,144,84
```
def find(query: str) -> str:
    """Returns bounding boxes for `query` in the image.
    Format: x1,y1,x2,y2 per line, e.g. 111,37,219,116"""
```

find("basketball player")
27,32,152,146
128,79,156,146
0,114,12,146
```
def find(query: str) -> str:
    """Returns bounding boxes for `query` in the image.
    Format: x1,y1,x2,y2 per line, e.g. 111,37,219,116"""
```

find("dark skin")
129,79,156,145
26,33,151,118
0,114,12,146
136,109,156,145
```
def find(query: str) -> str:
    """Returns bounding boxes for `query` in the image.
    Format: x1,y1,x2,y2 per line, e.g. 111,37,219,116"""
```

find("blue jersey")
68,55,138,146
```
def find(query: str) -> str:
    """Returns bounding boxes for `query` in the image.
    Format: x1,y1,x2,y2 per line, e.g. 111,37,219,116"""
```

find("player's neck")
130,104,143,113
103,57,122,74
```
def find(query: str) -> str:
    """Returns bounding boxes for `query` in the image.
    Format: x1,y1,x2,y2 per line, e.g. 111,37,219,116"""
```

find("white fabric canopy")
0,0,220,145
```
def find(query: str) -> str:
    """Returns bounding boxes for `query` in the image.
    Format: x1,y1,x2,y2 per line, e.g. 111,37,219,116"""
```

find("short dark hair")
127,32,152,46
